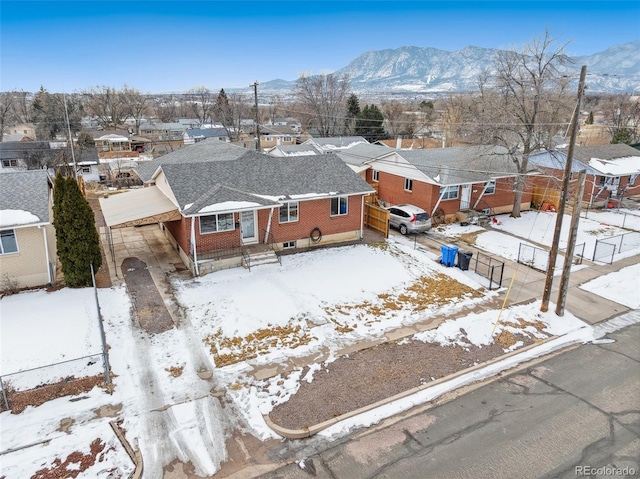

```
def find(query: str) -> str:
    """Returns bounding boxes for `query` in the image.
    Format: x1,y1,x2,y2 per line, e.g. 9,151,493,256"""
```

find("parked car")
387,204,432,234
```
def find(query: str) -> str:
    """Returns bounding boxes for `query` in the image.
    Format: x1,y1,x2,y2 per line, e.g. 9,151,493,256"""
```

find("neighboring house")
0,141,56,171
302,136,369,154
139,122,188,141
529,144,640,206
183,128,229,145
94,134,132,153
103,140,374,276
258,125,300,149
376,137,442,149
337,144,537,217
7,123,37,140
0,170,56,290
50,147,101,182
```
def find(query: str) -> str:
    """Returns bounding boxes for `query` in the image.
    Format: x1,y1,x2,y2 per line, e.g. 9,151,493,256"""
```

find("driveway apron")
122,257,175,334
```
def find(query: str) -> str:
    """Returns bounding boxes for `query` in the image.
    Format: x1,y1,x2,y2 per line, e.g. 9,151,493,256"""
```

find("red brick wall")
270,196,362,242
166,196,364,254
369,170,530,215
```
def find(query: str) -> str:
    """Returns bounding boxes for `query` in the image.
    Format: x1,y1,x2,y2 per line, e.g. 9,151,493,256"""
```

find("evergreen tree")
355,104,386,142
53,174,102,287
611,127,633,145
586,111,594,125
345,94,360,135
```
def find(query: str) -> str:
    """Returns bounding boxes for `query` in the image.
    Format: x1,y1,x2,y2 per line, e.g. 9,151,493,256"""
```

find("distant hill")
258,41,640,96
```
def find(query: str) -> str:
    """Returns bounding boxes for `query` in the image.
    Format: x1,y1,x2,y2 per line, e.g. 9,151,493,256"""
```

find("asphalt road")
259,319,640,479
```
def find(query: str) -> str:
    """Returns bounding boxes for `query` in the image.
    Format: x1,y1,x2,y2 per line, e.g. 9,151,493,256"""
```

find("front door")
240,210,258,244
460,184,471,209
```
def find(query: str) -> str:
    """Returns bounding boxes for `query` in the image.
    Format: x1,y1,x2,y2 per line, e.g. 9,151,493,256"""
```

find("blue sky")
1,0,638,93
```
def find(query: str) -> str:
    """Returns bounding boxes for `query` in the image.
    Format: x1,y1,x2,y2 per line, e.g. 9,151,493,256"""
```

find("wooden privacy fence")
532,186,561,211
364,203,389,238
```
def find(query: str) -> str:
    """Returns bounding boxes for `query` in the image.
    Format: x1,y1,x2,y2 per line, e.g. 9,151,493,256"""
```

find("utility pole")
541,65,587,312
250,81,260,151
556,169,587,316
63,91,77,178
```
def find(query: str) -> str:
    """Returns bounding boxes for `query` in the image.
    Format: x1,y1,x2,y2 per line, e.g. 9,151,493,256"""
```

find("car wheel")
399,224,408,235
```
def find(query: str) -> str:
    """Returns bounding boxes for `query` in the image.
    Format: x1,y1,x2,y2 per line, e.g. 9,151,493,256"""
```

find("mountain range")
258,41,640,96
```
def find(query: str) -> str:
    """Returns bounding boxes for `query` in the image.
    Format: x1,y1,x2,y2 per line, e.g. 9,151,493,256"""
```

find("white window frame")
404,178,413,191
282,240,296,249
485,180,496,195
199,213,235,234
330,196,348,216
279,201,299,223
0,229,19,254
2,159,18,168
372,170,379,182
440,185,459,200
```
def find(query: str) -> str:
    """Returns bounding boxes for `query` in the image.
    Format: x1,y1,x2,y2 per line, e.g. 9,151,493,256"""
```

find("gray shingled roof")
397,145,535,185
0,170,50,226
560,144,640,162
135,140,250,182
0,141,54,161
160,151,374,215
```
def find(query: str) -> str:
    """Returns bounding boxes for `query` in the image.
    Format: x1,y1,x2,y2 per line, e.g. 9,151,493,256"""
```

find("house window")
279,201,299,223
283,241,296,249
2,159,18,168
284,136,292,142
440,185,459,200
485,180,496,195
331,196,348,216
199,213,235,233
372,170,379,182
404,178,413,191
0,229,18,254
80,166,91,174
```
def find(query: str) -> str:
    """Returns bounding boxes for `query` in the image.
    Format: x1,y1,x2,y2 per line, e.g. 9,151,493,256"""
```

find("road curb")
110,419,143,479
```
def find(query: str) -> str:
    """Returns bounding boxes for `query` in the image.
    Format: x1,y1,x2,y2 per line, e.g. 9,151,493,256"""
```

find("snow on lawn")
0,288,103,375
173,242,492,370
579,262,640,309
488,210,633,259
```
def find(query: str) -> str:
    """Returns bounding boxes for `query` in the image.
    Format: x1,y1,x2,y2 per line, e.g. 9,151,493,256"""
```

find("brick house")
337,144,537,218
0,170,57,290
529,144,640,207
102,140,374,275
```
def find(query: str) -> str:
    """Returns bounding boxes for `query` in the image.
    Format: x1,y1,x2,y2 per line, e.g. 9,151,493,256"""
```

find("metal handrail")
261,229,282,265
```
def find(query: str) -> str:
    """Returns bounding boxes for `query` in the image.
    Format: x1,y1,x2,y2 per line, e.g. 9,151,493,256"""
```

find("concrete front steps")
242,249,280,269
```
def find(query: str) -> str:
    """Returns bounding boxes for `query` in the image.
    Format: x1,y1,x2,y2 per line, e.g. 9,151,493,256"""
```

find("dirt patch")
2,375,104,414
268,333,542,431
31,438,111,478
122,257,174,334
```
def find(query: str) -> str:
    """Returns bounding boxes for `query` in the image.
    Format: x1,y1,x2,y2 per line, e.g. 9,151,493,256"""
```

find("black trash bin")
457,250,473,271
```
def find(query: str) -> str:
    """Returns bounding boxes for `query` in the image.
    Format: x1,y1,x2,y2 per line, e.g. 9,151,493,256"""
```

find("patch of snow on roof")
0,209,40,227
199,201,262,213
589,156,640,176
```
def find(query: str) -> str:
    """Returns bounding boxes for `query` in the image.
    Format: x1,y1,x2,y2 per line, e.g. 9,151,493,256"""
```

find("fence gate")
364,203,389,238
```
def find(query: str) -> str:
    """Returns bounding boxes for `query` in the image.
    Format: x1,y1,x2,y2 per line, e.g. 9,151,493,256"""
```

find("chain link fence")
593,231,640,264
0,353,106,412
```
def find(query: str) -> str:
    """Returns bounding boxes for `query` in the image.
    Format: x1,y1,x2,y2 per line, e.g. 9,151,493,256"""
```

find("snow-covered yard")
1,213,639,478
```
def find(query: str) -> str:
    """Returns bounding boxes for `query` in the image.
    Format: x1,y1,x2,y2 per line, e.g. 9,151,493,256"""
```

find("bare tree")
122,86,149,134
10,90,35,125
152,95,178,122
0,92,14,141
476,31,572,217
31,87,82,140
186,87,213,126
82,86,130,129
295,73,350,137
382,101,411,138
600,94,640,144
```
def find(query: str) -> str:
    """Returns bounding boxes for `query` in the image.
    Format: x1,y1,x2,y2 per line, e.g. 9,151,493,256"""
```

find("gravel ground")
269,333,537,431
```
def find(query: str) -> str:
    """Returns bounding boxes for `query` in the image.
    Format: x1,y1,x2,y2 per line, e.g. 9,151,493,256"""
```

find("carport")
98,186,182,275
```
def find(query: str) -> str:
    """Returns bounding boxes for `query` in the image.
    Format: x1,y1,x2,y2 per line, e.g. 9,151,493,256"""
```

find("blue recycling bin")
440,244,459,267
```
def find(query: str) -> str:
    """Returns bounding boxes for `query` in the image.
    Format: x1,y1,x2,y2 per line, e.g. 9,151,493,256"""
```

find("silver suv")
388,204,432,234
